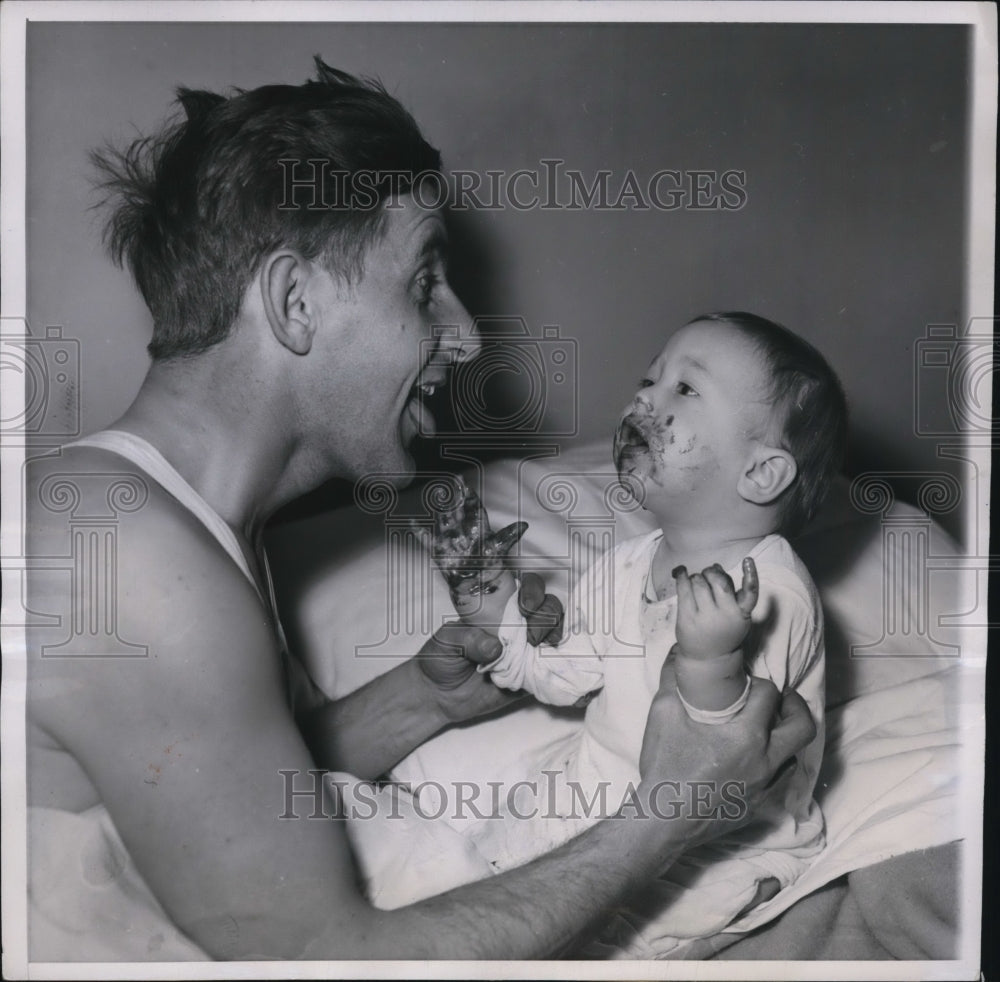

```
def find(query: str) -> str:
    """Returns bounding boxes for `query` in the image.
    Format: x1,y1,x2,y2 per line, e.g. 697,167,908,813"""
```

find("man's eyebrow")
416,227,449,262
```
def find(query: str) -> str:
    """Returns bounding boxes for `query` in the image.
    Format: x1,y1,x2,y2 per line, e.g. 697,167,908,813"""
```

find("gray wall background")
26,21,970,531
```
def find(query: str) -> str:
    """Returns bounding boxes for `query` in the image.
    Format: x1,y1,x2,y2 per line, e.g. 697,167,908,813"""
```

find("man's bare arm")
27,473,813,961
297,639,517,779
303,665,813,960
298,574,561,779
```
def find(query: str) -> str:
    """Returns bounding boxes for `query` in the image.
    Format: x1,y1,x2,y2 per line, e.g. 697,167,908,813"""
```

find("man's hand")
638,652,815,849
673,558,759,659
517,569,564,647
416,572,563,723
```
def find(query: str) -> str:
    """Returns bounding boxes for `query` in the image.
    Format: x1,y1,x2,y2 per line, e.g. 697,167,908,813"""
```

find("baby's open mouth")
617,418,650,454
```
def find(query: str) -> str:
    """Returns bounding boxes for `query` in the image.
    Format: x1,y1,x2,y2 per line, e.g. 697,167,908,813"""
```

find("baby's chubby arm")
672,559,759,720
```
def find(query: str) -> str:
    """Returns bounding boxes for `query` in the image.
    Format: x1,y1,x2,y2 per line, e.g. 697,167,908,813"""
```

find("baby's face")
613,320,773,514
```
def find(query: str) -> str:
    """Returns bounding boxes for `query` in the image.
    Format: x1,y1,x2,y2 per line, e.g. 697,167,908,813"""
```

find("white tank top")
28,429,308,961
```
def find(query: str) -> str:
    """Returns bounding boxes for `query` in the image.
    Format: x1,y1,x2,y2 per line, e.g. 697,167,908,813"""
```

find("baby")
425,311,848,956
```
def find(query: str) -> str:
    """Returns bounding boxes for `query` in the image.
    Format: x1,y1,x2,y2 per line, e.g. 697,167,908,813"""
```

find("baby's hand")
415,476,527,628
673,558,759,659
417,475,527,589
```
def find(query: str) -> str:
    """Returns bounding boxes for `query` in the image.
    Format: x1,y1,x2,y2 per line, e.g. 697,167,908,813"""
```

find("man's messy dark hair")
692,311,849,536
92,58,442,360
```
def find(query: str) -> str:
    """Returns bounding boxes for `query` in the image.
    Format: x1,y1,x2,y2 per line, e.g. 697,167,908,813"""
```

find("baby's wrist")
672,645,748,715
673,641,743,663
450,568,517,630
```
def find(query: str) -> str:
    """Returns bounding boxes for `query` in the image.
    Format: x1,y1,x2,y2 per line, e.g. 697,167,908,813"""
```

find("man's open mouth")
404,376,447,440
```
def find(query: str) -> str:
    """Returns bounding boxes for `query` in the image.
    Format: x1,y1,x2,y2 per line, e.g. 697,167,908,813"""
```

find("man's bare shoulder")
28,443,221,552
22,449,370,956
25,444,281,740
27,442,254,591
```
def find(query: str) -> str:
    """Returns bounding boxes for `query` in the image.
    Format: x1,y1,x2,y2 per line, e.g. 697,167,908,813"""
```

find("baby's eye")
637,378,654,389
676,381,699,396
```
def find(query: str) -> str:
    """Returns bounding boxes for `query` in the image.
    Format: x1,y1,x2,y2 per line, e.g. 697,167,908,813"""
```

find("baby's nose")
633,393,654,414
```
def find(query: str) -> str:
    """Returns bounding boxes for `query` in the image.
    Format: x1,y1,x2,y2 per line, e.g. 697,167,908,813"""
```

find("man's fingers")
526,595,564,646
763,755,798,793
430,620,467,654
432,621,502,665
743,674,781,722
736,557,760,616
518,574,565,645
464,631,504,666
672,565,697,611
764,688,817,771
517,572,546,616
542,595,565,644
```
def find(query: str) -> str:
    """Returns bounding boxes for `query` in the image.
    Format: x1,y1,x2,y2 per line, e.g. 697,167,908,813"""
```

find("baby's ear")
737,445,797,505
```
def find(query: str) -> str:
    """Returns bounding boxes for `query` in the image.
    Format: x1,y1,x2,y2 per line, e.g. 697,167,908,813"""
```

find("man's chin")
350,439,417,492
389,445,418,487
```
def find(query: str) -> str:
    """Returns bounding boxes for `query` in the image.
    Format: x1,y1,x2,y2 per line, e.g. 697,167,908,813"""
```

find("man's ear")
259,251,316,355
737,445,797,505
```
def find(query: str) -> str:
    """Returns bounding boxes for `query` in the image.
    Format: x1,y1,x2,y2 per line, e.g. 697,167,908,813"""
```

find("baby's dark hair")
91,57,442,360
691,311,848,536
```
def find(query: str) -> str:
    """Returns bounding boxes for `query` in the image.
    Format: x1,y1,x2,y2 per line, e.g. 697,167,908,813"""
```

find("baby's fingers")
672,565,697,612
702,564,737,605
456,478,484,534
433,476,470,535
490,520,529,558
688,572,715,609
736,557,759,616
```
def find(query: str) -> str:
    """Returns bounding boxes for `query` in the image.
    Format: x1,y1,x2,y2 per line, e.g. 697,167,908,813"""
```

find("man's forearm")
304,783,696,960
298,659,445,779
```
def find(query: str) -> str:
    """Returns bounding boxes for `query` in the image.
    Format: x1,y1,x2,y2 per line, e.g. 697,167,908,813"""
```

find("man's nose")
437,297,480,366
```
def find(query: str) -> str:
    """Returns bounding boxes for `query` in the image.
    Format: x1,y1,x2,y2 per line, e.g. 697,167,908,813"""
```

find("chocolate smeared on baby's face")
613,406,676,474
613,321,774,508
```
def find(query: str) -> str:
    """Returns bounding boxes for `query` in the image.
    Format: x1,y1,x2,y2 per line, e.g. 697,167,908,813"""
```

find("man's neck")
110,356,318,540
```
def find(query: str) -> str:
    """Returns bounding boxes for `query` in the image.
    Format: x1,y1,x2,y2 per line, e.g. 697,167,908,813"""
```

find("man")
25,59,815,961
